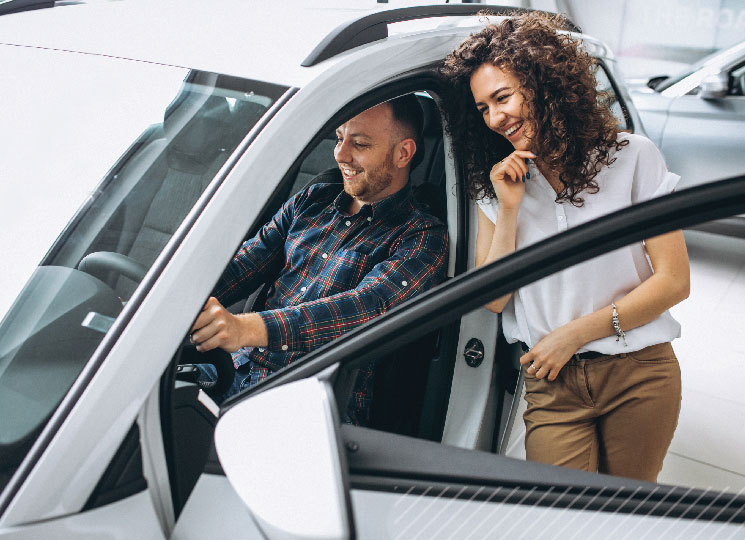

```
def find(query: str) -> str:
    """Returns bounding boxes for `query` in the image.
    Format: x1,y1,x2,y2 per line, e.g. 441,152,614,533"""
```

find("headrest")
164,95,233,172
418,96,442,136
225,99,267,144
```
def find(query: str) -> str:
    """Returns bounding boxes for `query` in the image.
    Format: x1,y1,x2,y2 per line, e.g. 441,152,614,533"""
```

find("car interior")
280,93,453,437
47,71,284,298
167,89,463,443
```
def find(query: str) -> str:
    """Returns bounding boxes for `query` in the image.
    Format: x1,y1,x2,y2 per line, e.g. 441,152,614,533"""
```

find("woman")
441,12,690,482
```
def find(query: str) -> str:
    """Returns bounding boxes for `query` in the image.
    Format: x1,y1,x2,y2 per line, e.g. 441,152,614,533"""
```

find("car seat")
82,76,266,299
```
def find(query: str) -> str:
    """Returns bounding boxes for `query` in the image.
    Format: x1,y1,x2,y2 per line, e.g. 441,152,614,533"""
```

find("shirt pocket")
315,249,374,297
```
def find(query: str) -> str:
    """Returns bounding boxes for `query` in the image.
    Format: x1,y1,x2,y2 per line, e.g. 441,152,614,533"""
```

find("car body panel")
0,490,165,540
623,86,672,144
0,1,368,87
350,489,744,539
441,308,500,450
662,94,745,189
170,474,263,540
630,39,745,191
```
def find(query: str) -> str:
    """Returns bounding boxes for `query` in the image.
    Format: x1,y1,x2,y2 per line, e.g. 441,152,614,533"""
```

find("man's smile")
340,166,363,180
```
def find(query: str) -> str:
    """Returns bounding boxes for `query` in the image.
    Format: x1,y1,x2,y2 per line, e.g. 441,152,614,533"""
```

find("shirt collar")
332,183,414,220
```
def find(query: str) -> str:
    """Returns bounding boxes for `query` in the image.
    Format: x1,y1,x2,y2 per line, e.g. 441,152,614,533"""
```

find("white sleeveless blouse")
477,133,681,353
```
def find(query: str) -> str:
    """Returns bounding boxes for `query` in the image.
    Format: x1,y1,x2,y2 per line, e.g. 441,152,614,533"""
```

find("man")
190,94,448,424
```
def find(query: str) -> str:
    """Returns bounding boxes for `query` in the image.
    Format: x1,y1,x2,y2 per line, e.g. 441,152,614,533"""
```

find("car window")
0,45,288,489
595,64,629,131
654,47,730,92
656,41,745,93
729,62,745,96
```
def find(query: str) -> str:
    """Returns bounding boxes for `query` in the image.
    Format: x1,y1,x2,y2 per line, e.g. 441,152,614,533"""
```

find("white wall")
559,0,745,79
429,0,745,80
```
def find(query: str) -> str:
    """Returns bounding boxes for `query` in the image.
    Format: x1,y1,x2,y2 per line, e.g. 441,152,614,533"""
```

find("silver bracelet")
611,303,627,346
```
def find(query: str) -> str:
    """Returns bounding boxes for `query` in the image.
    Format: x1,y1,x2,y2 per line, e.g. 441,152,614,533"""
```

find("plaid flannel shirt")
213,177,449,424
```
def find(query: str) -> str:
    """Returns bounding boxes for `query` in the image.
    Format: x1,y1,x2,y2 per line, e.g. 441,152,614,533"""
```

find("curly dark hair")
440,11,628,205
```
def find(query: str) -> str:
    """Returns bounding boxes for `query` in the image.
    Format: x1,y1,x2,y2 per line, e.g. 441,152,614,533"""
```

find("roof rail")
0,0,54,16
302,4,580,67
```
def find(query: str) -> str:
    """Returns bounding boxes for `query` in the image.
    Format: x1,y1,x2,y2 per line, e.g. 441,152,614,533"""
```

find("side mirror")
214,377,352,540
698,72,728,100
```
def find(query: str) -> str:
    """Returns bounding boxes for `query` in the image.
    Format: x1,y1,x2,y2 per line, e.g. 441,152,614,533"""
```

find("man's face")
334,104,399,203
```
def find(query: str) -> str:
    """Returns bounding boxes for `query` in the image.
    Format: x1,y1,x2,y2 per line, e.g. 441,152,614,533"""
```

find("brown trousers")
523,342,681,482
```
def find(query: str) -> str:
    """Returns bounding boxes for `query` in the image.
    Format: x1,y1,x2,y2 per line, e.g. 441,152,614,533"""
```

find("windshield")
0,44,288,487
656,40,745,92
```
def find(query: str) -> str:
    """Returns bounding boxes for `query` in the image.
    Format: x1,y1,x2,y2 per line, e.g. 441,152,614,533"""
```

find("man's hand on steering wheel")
190,296,269,352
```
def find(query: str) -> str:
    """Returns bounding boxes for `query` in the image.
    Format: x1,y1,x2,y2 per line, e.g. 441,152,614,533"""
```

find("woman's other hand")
519,323,583,381
490,150,536,209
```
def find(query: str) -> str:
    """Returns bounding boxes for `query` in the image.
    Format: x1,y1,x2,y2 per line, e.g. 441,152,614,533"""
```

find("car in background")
628,40,745,195
1,1,744,539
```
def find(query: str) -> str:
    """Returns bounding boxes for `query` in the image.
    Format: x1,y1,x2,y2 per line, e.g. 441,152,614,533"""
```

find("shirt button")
345,220,351,226
321,253,328,259
258,347,265,352
367,217,372,222
558,215,565,221
300,286,307,292
281,344,288,351
401,280,408,286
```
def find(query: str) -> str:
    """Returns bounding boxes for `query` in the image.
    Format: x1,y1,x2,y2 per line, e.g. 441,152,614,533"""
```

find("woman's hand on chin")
490,150,536,210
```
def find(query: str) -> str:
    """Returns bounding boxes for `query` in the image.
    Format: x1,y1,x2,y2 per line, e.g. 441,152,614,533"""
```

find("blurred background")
376,0,745,81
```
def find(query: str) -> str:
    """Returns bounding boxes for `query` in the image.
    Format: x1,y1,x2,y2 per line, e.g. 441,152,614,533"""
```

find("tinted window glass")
0,46,288,488
596,65,629,130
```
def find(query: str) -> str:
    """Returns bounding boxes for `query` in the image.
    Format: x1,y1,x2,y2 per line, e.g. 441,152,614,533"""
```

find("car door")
207,173,745,540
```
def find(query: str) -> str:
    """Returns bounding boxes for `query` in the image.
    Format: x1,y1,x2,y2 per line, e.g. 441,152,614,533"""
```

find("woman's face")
470,63,534,151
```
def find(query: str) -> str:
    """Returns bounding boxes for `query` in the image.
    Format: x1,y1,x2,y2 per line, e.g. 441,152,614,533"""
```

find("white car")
1,2,744,539
627,40,745,190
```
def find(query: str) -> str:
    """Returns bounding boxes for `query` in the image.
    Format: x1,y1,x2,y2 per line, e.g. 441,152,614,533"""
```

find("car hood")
0,42,191,321
0,0,383,87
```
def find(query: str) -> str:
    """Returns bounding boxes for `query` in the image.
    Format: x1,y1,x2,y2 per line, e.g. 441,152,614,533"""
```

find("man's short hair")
387,94,425,171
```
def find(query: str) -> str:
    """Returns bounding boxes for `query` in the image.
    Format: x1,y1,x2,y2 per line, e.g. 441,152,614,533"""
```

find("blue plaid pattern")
213,180,449,424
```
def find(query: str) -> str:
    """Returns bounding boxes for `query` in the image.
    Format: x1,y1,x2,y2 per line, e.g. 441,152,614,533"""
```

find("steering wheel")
78,251,236,398
77,251,148,284
176,342,236,399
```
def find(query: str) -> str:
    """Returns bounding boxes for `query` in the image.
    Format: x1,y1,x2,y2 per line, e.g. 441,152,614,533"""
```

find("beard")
341,150,395,201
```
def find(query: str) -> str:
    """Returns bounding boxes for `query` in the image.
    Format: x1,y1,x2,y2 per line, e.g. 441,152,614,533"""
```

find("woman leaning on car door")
441,12,690,482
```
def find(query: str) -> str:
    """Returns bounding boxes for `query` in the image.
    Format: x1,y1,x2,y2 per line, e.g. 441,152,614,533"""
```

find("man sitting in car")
190,95,449,425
